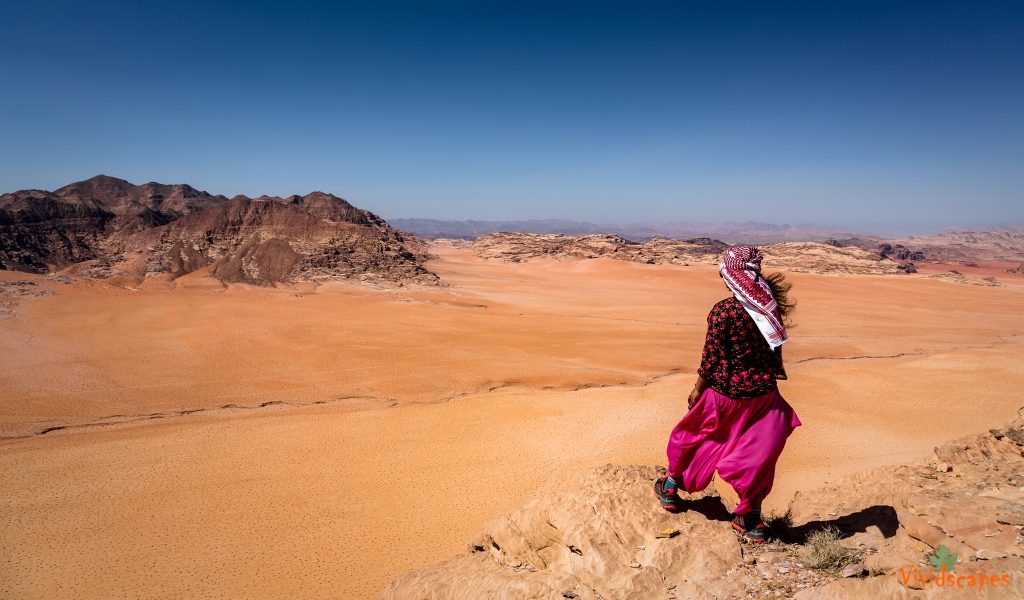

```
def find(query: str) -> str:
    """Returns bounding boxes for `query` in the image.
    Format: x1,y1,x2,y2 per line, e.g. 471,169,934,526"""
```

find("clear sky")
2,0,1021,234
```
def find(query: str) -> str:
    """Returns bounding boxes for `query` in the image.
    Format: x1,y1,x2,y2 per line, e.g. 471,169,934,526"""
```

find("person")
653,245,802,544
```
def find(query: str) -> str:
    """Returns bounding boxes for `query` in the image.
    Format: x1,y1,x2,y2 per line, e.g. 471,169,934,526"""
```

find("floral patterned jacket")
698,297,787,399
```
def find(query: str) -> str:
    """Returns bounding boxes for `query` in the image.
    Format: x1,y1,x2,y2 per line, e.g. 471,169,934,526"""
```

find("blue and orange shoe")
731,513,770,544
653,477,680,512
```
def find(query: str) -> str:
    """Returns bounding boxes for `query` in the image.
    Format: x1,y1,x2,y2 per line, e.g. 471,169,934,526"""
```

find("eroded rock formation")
471,233,908,275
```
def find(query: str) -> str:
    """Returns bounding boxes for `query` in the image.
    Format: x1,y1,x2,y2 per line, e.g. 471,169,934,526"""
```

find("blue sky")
1,0,1021,234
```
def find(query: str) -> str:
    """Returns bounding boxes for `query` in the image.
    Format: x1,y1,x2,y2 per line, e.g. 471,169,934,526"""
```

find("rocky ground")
384,409,1024,599
0,278,62,319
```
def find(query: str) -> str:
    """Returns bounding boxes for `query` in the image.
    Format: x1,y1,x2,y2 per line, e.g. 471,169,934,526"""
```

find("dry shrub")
764,508,793,538
800,526,860,572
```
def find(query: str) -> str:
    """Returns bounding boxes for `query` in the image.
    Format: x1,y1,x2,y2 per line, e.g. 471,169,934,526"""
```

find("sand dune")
1,244,1023,598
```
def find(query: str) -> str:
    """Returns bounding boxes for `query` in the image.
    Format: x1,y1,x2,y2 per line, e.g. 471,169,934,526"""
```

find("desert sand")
2,244,1023,599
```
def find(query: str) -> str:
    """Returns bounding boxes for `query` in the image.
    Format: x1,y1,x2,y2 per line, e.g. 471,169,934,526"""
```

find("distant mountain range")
3,176,1022,286
390,218,862,244
394,219,1024,265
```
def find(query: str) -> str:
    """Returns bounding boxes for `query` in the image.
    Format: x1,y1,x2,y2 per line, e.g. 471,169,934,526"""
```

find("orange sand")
1,245,1023,599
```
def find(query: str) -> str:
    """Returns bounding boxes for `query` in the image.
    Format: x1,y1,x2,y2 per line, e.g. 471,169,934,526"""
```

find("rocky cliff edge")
384,410,1024,599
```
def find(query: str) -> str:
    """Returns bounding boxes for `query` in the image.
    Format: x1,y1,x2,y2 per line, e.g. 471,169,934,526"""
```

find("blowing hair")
764,271,795,326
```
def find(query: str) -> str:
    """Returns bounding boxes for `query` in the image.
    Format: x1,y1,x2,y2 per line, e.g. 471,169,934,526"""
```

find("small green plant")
799,526,860,573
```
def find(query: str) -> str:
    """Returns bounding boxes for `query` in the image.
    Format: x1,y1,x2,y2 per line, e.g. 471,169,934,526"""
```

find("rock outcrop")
926,271,1002,287
894,229,1024,263
0,189,116,271
0,175,438,286
385,410,1024,599
471,232,727,266
877,243,926,262
471,233,907,275
760,243,909,275
824,229,1024,271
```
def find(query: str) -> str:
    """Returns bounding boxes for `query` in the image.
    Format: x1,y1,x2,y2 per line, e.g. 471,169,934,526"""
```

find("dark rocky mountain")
0,175,438,285
0,188,113,271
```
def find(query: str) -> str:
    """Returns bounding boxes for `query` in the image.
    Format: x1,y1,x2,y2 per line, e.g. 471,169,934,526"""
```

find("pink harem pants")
666,386,801,514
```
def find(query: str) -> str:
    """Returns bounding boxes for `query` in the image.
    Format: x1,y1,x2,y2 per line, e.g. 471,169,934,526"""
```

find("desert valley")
1,177,1023,598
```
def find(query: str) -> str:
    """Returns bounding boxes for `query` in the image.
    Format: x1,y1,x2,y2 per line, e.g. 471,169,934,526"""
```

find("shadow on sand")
677,496,900,545
780,504,900,543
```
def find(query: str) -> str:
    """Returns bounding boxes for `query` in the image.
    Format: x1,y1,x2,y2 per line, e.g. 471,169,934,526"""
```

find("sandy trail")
1,246,1023,599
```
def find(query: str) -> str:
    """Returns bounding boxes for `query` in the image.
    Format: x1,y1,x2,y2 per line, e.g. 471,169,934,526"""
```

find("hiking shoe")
731,513,770,544
653,477,680,512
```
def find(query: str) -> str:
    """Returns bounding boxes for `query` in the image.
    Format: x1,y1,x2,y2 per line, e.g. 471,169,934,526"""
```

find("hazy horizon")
385,215,1024,239
3,1,1022,234
3,171,1020,239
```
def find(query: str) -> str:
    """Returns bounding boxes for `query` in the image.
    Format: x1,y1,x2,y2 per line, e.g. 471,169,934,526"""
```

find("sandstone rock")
762,242,905,274
471,233,910,275
895,228,1024,262
383,465,741,599
927,271,1003,286
863,528,927,573
793,575,926,599
470,232,727,266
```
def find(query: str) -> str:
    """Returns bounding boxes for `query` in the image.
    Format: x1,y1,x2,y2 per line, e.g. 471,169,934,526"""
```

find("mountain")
0,175,438,285
54,174,226,229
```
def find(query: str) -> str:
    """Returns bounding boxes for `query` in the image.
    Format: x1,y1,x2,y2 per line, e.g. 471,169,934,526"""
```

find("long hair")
764,271,795,326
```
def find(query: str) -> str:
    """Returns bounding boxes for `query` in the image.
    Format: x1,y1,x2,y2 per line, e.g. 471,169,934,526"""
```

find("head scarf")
719,245,788,350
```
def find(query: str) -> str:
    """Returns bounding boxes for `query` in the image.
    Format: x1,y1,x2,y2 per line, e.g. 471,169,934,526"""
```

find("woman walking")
654,245,801,544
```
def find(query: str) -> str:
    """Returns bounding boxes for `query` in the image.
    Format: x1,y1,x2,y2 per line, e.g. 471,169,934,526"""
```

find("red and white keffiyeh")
719,245,788,350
